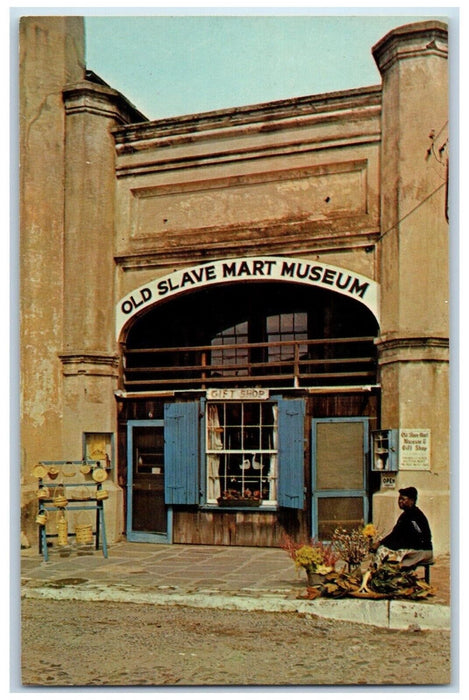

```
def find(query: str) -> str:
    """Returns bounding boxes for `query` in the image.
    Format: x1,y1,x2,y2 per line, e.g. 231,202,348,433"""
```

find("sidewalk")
20,541,451,631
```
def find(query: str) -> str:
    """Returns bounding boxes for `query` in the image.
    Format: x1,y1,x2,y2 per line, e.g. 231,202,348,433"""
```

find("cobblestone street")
21,598,452,688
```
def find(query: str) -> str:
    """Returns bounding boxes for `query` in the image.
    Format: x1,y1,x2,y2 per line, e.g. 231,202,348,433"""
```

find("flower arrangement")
281,534,339,577
331,524,379,571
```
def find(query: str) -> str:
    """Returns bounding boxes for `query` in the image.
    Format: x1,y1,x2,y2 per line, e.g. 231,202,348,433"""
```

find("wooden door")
126,420,171,542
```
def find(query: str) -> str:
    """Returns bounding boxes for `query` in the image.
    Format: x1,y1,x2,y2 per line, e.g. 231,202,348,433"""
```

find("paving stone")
20,542,450,629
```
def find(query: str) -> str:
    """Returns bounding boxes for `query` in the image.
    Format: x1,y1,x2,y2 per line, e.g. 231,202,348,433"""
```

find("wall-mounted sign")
398,429,431,471
381,474,396,489
206,388,270,401
116,256,380,339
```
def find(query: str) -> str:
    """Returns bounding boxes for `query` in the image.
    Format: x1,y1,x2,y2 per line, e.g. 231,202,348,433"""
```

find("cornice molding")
115,127,381,178
376,335,449,366
63,80,148,125
113,86,382,155
59,352,119,377
372,20,448,75
114,229,379,271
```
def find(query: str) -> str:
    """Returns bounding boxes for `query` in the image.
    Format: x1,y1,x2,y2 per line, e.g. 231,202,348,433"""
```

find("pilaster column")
372,22,449,552
61,79,146,454
19,17,85,544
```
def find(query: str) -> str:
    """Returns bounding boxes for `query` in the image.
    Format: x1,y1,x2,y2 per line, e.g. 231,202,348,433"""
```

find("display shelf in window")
83,432,114,474
371,430,399,471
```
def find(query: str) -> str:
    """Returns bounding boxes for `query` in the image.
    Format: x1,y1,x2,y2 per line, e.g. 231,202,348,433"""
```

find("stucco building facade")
19,17,450,554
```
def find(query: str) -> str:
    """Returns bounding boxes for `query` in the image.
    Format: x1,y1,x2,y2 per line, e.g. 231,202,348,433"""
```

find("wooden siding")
172,508,308,547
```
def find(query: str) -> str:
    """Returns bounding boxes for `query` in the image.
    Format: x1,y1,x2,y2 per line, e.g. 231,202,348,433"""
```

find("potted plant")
217,489,261,507
281,535,339,586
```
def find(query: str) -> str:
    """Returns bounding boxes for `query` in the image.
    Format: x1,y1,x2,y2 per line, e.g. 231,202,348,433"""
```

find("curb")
21,583,451,631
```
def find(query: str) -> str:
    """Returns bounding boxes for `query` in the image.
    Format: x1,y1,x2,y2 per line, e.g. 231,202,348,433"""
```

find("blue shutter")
164,402,199,505
277,398,305,509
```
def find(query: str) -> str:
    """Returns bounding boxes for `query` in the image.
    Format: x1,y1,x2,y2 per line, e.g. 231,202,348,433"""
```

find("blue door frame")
126,419,173,544
311,417,370,540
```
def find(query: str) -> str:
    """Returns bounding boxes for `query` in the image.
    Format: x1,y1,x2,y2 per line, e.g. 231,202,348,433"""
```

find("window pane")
280,313,293,332
243,403,260,423
317,497,364,540
261,402,275,425
134,426,164,475
226,403,241,426
267,315,279,332
211,321,249,375
316,421,364,490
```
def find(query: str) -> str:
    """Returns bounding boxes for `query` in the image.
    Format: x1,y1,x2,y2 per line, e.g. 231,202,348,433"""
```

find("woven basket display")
53,494,68,508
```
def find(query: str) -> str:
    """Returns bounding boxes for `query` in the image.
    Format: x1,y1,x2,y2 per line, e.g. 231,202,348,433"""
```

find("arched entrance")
121,280,378,392
117,262,380,546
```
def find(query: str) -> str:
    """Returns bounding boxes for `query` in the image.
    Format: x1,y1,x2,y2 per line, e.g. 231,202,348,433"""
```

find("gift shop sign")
207,388,269,401
399,429,431,471
116,256,380,338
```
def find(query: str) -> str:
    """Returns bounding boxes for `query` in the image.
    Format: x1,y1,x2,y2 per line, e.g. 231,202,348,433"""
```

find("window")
160,398,304,509
267,312,308,363
133,426,164,475
206,402,278,505
211,321,249,375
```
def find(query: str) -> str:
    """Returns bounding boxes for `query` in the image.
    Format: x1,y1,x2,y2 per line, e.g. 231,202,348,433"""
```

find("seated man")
360,487,433,592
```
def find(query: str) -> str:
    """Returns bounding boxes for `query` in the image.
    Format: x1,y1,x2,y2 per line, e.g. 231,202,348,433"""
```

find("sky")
84,11,447,121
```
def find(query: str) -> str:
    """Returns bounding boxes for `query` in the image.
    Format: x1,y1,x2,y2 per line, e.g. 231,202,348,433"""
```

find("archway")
116,256,380,342
120,279,379,391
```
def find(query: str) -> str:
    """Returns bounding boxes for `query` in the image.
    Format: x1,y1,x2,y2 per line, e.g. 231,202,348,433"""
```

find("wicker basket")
32,464,48,479
52,485,68,508
36,511,48,526
53,494,68,508
36,487,50,500
57,511,68,546
92,468,107,483
75,523,93,545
